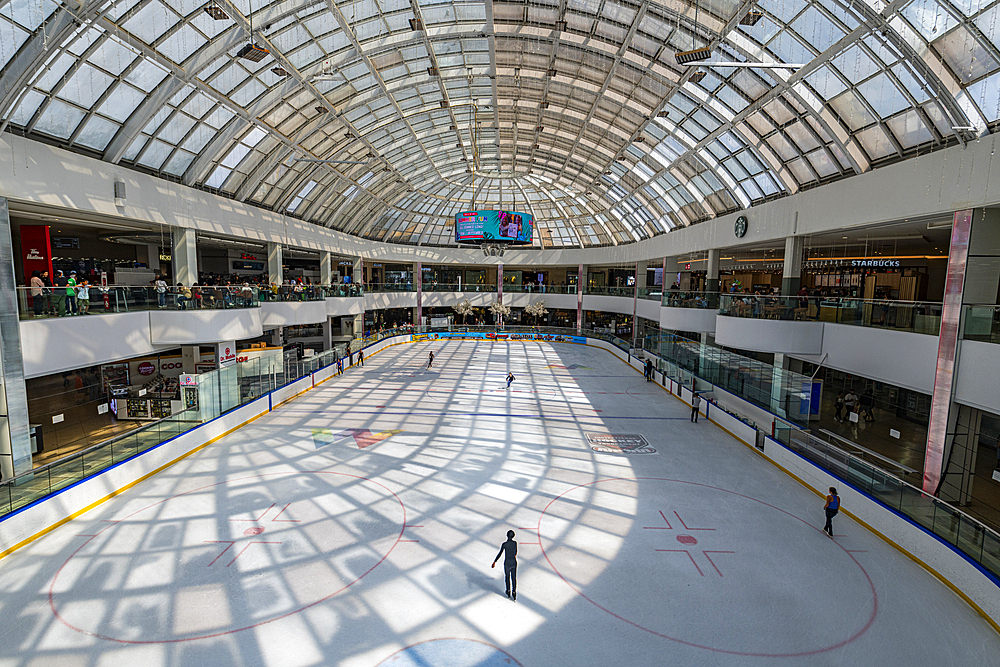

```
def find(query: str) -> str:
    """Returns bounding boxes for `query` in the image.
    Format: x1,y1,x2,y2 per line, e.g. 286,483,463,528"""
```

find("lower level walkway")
0,340,996,666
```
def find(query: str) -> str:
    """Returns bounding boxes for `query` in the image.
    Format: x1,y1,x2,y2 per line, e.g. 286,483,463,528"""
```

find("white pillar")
320,252,332,285
706,249,720,293
267,242,283,285
414,261,422,326
147,244,161,273
0,197,32,478
181,346,198,374
322,318,332,351
172,228,198,286
782,236,804,295
353,256,364,334
576,263,586,332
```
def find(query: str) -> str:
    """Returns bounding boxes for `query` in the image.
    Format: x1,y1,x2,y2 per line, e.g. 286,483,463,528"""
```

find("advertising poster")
455,211,534,244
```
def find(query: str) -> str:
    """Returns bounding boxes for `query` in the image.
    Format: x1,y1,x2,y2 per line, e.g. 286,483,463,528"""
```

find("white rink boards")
0,339,997,667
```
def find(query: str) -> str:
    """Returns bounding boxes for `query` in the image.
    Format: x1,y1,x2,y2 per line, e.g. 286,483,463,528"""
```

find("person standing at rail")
691,393,701,423
491,530,518,600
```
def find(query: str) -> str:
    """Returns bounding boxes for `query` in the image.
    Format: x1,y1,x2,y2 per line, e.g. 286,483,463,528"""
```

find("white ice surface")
0,340,997,667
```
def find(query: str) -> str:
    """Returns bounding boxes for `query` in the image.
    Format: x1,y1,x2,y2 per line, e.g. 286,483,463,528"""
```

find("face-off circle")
538,477,878,657
49,471,405,644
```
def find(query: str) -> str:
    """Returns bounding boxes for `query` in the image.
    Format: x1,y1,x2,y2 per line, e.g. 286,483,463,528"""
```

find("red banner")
20,224,53,280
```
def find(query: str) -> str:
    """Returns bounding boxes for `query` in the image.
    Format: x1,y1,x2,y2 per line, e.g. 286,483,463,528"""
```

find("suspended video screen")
455,210,534,245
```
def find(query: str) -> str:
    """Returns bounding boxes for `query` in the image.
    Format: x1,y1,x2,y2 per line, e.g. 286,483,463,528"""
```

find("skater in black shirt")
427,351,434,369
491,530,518,600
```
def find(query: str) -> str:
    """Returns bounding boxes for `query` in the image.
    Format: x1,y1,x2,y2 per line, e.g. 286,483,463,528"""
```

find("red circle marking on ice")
537,477,878,658
243,526,265,536
49,471,406,644
676,534,697,545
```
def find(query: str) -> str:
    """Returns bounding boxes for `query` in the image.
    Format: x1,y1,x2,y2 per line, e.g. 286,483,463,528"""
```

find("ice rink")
1,339,998,667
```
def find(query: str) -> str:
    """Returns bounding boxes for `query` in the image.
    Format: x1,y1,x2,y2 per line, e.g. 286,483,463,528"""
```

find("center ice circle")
49,471,405,644
538,477,877,657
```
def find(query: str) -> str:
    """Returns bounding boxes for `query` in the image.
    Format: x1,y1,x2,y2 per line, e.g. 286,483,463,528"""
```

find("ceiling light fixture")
204,2,228,20
674,47,712,65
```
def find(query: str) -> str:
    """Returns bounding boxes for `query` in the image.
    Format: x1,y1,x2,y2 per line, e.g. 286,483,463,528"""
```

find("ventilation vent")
315,106,328,114
440,100,450,108
409,17,423,30
271,66,289,77
739,10,764,26
427,66,439,76
556,20,566,31
689,70,707,84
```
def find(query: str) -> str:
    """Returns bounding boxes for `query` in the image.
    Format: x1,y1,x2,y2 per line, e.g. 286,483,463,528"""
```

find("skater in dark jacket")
491,530,518,600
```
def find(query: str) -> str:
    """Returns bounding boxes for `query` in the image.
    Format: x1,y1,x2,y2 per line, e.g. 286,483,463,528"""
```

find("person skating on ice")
491,530,518,600
357,348,364,367
506,372,515,389
427,350,434,369
823,487,840,537
691,393,701,422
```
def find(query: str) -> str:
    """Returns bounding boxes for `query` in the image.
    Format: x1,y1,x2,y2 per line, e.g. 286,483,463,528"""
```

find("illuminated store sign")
850,259,901,267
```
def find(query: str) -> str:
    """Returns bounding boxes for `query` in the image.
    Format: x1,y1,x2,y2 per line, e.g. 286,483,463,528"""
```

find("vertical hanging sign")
20,225,53,279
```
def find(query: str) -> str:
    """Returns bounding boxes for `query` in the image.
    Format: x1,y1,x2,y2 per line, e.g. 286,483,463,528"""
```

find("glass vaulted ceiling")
0,0,997,247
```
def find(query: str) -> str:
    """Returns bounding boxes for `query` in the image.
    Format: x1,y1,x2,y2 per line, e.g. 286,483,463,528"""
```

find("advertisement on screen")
455,210,534,244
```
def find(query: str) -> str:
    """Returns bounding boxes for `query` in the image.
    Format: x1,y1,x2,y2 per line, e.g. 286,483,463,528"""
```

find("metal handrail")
2,407,198,488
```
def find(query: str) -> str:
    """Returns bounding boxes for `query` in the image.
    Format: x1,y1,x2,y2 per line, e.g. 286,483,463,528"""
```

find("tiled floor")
0,340,996,667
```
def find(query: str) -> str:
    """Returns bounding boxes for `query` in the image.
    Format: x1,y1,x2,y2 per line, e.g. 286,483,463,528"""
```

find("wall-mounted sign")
850,259,901,267
52,237,79,249
240,253,259,260
137,361,156,375
159,253,171,262
179,374,198,387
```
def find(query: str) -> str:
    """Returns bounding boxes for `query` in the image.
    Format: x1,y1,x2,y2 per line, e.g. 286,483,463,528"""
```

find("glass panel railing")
258,285,326,302
662,291,721,308
321,284,365,298
17,285,260,320
585,286,634,297
365,283,416,292
962,304,1000,343
784,428,1000,579
639,287,663,300
718,294,942,334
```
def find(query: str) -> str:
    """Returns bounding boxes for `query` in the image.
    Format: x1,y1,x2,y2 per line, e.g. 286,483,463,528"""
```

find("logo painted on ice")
586,432,657,454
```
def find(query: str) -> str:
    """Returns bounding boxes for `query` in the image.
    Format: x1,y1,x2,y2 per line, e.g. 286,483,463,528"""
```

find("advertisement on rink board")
411,331,587,344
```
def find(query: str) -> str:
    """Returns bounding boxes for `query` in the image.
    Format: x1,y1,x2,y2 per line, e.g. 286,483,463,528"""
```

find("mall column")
0,197,33,479
782,236,804,295
924,208,1000,502
267,242,282,285
320,251,333,349
353,257,364,335
413,261,422,327
633,260,646,347
706,250,720,293
576,263,586,333
172,228,198,285
320,251,332,286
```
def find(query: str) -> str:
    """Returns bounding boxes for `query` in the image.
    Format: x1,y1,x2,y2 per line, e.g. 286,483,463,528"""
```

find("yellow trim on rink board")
0,337,407,560
4,334,998,635
591,344,1000,634
0,408,270,562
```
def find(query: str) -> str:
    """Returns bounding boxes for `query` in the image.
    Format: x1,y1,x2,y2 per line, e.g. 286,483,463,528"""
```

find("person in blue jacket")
823,487,840,537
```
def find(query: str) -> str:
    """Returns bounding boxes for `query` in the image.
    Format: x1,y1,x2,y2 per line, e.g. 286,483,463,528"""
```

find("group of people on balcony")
28,269,94,317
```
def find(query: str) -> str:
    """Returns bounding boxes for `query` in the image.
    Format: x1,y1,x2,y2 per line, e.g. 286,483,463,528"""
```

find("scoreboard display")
455,210,534,244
